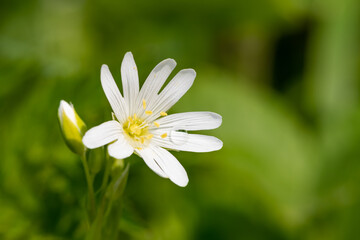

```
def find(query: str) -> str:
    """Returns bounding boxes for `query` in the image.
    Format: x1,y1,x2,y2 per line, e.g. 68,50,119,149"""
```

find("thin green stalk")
81,152,96,221
104,164,130,220
99,148,111,193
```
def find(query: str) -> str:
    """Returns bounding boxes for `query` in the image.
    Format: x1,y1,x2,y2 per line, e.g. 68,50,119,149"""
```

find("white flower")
83,52,222,187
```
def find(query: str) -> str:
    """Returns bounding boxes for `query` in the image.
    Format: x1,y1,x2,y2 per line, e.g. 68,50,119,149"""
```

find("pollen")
160,111,167,116
154,122,160,127
145,110,153,115
161,133,167,138
123,113,153,147
142,99,146,109
146,134,153,140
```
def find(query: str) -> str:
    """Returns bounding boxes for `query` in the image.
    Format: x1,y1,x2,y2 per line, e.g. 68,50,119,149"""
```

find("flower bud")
111,158,125,178
58,100,87,155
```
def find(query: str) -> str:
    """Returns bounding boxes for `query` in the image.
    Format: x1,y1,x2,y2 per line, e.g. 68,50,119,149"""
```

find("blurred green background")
1,0,360,239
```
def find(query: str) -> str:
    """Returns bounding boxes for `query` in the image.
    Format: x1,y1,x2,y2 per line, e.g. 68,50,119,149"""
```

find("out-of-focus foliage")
0,0,359,239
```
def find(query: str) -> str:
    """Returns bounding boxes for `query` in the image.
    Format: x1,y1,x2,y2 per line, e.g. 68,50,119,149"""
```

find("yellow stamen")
146,134,153,140
154,122,160,127
130,125,141,135
160,111,167,116
123,115,154,147
161,133,167,138
142,99,146,109
145,110,153,115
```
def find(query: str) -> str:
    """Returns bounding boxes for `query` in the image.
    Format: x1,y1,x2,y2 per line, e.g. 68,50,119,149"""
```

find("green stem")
104,163,130,220
81,151,96,221
99,148,111,193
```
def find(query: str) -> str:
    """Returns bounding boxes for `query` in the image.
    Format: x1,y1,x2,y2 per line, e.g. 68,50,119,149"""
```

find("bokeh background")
1,0,360,239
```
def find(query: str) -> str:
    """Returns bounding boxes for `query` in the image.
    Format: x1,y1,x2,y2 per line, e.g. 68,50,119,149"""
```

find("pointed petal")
151,131,223,152
82,121,122,149
58,100,76,125
101,65,128,123
151,146,188,187
136,59,176,116
121,52,139,115
108,135,134,159
136,148,168,178
152,111,222,131
145,69,196,122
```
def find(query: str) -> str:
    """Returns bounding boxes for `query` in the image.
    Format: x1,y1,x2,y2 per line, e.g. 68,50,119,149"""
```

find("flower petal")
136,147,168,178
145,69,196,122
136,59,176,116
152,111,222,131
151,146,188,187
151,131,223,153
108,135,134,159
82,121,122,149
121,52,139,115
101,65,128,123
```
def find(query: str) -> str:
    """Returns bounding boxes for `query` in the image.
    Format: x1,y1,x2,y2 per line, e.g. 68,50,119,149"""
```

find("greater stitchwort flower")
83,52,222,186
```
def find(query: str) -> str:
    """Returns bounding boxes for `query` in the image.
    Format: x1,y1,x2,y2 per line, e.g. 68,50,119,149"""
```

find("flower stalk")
58,100,129,239
80,152,96,221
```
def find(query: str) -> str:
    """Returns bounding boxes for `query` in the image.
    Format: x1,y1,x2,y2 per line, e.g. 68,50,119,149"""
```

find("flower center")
123,114,153,148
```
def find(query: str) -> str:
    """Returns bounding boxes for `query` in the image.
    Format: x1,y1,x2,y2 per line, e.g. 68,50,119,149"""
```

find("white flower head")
83,52,222,187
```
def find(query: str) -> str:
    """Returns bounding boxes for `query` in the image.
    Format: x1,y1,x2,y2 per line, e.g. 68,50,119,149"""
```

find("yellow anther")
130,125,141,135
161,133,167,138
123,114,152,146
154,122,160,127
142,99,146,109
160,111,167,116
145,110,153,115
136,147,142,150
